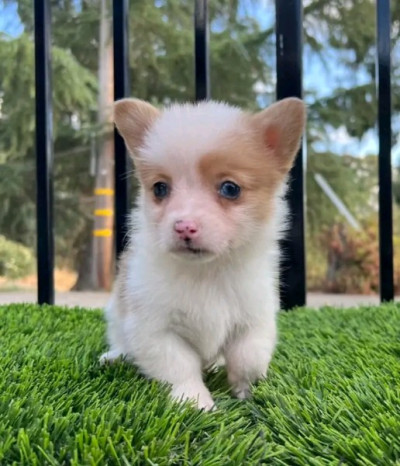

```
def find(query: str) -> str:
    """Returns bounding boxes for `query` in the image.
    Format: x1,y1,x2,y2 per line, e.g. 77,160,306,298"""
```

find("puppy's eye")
153,182,170,200
219,181,241,200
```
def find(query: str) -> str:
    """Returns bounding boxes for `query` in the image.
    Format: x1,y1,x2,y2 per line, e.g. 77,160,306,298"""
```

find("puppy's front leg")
136,332,214,411
224,323,277,399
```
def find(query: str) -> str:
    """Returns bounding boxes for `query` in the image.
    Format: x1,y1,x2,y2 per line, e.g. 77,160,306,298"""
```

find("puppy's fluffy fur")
100,98,306,410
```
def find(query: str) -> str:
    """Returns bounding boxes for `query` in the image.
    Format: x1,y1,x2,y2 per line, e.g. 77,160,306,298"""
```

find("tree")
0,32,97,257
75,0,115,290
303,0,400,143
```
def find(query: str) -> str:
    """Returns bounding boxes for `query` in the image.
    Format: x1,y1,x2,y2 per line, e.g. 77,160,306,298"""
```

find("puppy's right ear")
114,98,160,158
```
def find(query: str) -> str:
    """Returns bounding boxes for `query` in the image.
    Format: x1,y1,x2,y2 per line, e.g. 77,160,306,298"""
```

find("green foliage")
0,33,97,159
306,237,327,291
304,0,400,141
0,303,400,463
306,151,377,235
120,0,272,107
311,84,376,139
0,235,35,279
0,31,97,253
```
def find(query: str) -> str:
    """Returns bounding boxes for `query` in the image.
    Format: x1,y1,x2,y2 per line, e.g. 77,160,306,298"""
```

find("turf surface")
0,303,399,465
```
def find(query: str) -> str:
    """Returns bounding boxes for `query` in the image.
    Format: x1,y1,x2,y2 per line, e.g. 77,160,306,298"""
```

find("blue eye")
153,182,170,199
219,181,241,200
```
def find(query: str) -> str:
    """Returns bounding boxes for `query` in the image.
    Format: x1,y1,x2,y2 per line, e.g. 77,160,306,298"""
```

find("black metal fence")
33,0,393,309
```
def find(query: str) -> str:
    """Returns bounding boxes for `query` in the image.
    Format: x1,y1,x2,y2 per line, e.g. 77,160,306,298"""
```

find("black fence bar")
275,0,306,309
194,0,210,100
34,0,54,305
113,0,130,258
377,0,394,302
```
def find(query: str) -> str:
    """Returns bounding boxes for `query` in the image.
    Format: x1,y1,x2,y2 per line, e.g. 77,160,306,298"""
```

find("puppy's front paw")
171,382,215,411
99,349,124,365
231,381,251,400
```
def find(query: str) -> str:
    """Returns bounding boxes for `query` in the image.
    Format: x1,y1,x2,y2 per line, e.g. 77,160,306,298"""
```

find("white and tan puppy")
100,98,306,410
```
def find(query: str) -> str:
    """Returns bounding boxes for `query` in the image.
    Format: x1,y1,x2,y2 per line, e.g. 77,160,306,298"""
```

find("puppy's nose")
174,220,199,240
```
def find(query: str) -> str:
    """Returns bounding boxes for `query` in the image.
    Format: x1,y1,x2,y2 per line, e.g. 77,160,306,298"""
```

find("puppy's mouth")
186,246,207,255
171,240,213,259
178,245,208,255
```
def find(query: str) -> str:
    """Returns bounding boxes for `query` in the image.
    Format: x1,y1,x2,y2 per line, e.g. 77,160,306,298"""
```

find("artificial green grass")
0,303,400,465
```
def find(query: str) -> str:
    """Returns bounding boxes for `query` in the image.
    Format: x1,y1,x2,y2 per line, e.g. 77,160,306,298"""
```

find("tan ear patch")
252,97,306,174
114,98,160,158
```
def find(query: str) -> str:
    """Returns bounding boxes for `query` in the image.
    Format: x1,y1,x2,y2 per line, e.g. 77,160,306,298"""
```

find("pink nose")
174,220,199,240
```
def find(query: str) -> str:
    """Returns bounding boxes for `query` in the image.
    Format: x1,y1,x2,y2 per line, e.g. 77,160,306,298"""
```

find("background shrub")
0,235,35,279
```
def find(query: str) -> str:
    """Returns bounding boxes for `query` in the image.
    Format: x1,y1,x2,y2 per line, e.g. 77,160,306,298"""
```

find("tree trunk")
74,0,114,291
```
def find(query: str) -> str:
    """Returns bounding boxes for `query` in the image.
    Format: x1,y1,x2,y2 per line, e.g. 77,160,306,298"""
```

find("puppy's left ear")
114,98,160,159
252,98,306,174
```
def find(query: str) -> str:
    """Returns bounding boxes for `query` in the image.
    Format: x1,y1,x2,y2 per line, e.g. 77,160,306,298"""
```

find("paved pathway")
0,291,396,309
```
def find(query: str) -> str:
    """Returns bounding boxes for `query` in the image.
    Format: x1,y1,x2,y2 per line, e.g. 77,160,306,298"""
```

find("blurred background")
0,0,400,307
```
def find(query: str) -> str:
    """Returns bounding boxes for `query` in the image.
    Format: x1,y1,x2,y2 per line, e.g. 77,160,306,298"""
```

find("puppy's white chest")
166,278,240,362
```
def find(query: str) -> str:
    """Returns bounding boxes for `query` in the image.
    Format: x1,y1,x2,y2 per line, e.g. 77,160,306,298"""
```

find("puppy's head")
114,98,305,262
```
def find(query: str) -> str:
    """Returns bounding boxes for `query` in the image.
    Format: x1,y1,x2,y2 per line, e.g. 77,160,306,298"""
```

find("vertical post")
376,0,394,302
194,0,210,100
113,0,130,258
275,0,306,309
34,0,54,305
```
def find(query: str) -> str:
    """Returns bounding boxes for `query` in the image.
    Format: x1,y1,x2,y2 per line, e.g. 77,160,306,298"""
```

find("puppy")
100,97,306,410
